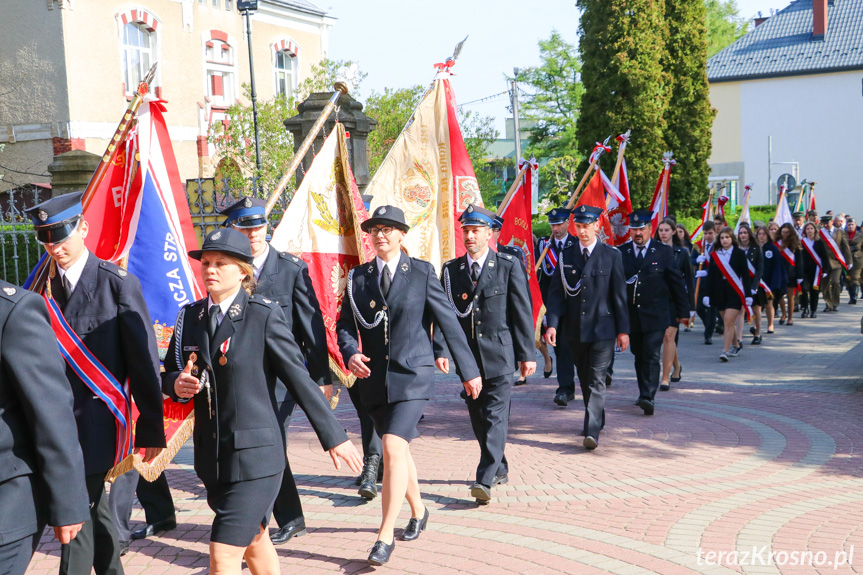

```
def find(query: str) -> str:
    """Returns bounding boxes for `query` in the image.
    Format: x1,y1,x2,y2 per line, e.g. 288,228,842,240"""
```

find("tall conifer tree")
664,0,715,215
575,0,669,208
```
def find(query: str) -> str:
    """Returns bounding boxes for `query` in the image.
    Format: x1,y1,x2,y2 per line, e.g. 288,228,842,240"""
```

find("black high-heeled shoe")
670,366,682,383
543,358,554,379
368,539,396,565
401,507,429,541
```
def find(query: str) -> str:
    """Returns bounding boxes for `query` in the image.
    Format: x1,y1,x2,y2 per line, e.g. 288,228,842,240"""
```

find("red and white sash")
43,295,132,465
819,229,848,270
802,237,823,288
711,251,752,318
746,259,773,298
777,243,796,267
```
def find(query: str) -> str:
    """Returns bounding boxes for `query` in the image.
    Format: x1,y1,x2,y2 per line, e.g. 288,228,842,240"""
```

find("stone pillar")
284,91,377,193
47,150,101,196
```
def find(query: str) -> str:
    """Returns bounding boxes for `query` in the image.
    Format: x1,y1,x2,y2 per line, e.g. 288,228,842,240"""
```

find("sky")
324,0,787,135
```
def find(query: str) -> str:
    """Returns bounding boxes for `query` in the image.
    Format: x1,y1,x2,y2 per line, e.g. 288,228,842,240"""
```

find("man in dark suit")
25,193,166,574
0,279,90,575
435,205,536,504
620,211,689,416
545,205,629,450
820,214,853,312
536,208,577,406
219,197,349,543
692,221,718,343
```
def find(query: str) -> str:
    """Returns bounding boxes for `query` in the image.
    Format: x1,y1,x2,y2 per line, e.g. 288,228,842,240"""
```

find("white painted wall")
736,70,863,216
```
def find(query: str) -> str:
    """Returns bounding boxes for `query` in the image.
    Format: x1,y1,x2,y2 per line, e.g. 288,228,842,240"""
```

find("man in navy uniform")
620,211,689,416
544,205,629,450
436,205,536,504
536,208,577,406
220,197,353,543
25,192,166,574
692,221,718,343
0,278,90,575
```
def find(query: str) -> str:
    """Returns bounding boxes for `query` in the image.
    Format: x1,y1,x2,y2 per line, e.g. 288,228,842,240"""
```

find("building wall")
708,70,863,216
0,0,331,191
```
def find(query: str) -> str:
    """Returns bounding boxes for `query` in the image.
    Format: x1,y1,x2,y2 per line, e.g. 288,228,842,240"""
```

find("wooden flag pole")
496,162,530,216
690,187,716,328
534,137,611,273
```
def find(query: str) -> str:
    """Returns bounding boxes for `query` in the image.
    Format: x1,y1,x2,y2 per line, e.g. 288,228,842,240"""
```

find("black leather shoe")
553,392,568,407
801,309,809,318
130,515,177,540
583,436,598,450
358,454,382,500
670,366,682,383
400,507,429,541
514,377,527,386
810,312,817,318
368,539,395,565
636,398,655,416
471,482,491,504
119,539,131,557
659,383,670,391
492,474,508,486
271,519,307,544
543,358,553,379
704,338,713,345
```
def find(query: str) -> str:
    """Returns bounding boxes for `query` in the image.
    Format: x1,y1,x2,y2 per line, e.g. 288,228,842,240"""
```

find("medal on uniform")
219,338,230,366
462,293,468,300
370,300,376,309
189,352,199,376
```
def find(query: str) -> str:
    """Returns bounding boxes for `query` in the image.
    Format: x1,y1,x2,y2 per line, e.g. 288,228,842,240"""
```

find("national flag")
691,198,711,251
269,123,374,385
649,153,675,230
572,169,613,245
716,194,730,223
605,156,632,246
809,190,817,213
363,59,483,271
774,185,794,226
499,157,544,341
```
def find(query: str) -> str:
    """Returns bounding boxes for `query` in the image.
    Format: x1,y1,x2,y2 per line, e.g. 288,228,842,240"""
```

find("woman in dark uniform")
755,225,785,335
163,229,361,574
703,227,751,362
775,223,801,325
735,224,764,345
799,222,829,318
656,218,692,390
337,206,481,566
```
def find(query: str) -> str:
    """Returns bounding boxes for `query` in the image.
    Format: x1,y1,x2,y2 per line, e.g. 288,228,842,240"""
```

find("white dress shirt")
57,249,90,292
578,238,599,257
375,255,400,288
207,289,241,327
252,244,270,281
467,247,490,275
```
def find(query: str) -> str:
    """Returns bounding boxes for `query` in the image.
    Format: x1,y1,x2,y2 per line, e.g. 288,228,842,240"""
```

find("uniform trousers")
109,471,175,543
554,320,575,396
568,339,614,439
60,473,124,575
800,287,820,313
823,268,843,309
272,399,304,529
347,382,383,459
0,531,40,575
630,329,665,402
465,374,512,487
696,299,717,339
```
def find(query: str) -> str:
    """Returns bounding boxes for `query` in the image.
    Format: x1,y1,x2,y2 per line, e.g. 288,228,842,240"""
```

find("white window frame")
273,50,298,99
203,33,238,107
116,10,162,96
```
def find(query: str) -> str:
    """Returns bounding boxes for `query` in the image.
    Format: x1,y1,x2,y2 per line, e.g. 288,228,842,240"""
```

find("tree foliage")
576,0,670,210
516,31,583,159
705,0,749,58
664,0,716,215
364,85,425,176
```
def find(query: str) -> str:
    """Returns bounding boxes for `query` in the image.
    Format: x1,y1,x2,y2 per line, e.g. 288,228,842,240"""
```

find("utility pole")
239,0,262,195
510,68,522,170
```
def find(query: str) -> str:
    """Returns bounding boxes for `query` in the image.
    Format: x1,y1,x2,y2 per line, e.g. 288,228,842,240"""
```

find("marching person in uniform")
219,198,349,541
0,278,90,575
436,205,536,504
536,208,578,405
800,222,829,318
735,224,765,344
820,215,852,312
544,205,629,450
692,221,718,344
337,206,481,565
655,218,693,391
620,211,688,415
163,228,361,574
702,227,752,362
25,193,167,574
847,224,863,305
793,212,806,237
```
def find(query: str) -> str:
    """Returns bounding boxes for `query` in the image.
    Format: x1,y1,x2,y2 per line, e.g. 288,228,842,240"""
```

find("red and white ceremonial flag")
716,194,730,222
649,152,675,230
691,198,711,249
499,157,544,340
363,58,483,271
734,184,753,234
572,168,614,245
774,185,794,227
606,156,632,246
270,123,374,385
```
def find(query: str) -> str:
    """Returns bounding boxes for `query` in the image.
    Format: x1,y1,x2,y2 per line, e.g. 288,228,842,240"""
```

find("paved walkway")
27,295,863,574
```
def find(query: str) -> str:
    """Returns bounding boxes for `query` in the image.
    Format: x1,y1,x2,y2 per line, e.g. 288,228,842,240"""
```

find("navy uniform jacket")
672,245,695,311
800,239,830,286
620,241,689,332
162,290,346,485
742,244,764,294
0,282,89,545
336,253,480,407
434,251,534,380
545,242,629,342
705,248,752,303
497,243,527,270
50,255,166,475
254,246,332,396
536,234,576,300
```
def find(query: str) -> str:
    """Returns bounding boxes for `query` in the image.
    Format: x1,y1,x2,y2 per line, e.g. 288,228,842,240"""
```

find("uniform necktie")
381,265,392,297
471,261,480,285
62,275,72,301
636,246,644,265
208,305,220,341
557,241,563,254
583,247,590,263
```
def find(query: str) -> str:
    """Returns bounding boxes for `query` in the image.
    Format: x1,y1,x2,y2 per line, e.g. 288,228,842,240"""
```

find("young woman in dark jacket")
656,218,692,389
755,225,786,334
736,224,764,344
703,227,751,362
799,222,830,318
775,223,802,325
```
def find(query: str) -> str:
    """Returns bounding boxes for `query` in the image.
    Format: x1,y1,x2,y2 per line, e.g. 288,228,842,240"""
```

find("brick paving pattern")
26,295,863,574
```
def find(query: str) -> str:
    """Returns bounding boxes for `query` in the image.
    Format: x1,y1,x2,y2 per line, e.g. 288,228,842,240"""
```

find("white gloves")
703,297,710,307
797,278,803,285
695,270,708,278
751,288,758,295
696,255,708,264
745,297,753,306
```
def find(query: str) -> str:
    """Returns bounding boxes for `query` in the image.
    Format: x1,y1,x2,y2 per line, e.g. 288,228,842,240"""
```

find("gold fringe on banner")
534,303,546,349
104,410,195,483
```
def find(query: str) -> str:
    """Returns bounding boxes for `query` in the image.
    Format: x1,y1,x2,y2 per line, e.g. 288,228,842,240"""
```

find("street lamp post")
238,0,262,194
